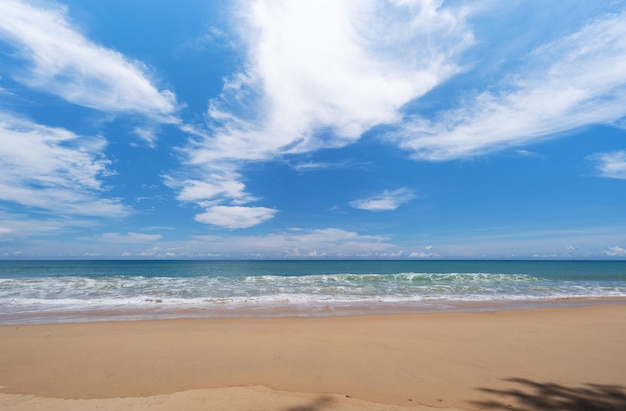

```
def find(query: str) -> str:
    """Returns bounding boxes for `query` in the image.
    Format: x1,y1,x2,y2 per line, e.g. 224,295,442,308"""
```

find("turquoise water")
1,260,625,323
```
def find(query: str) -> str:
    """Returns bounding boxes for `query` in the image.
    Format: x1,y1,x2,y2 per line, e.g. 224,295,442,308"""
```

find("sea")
1,260,625,324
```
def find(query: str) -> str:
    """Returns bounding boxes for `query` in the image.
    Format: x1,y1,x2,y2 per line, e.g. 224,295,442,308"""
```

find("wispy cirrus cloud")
589,150,626,179
0,212,80,240
0,0,177,120
350,188,415,211
190,227,395,258
0,0,182,227
133,127,159,148
290,159,370,172
96,232,163,243
39,227,397,259
170,0,472,228
0,113,128,217
389,10,626,160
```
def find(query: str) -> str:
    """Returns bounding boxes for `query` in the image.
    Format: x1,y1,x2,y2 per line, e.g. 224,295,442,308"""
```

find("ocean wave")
1,272,625,307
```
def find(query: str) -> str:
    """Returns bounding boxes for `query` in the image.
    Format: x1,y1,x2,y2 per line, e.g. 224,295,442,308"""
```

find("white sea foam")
1,267,626,323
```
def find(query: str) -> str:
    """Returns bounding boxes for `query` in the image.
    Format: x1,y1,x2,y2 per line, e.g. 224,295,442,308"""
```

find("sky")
1,0,626,259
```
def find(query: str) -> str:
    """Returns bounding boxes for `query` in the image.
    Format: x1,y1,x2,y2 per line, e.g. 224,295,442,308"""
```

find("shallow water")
1,260,625,323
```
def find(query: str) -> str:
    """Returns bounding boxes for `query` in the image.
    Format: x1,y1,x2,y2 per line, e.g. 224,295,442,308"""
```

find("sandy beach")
0,304,625,410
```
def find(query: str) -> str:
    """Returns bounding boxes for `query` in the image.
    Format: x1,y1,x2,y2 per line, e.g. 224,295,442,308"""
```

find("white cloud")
390,11,626,160
164,168,268,229
408,251,438,258
0,0,177,120
170,0,472,227
604,245,626,257
166,172,254,204
194,205,277,229
290,159,369,172
589,150,626,179
350,188,415,211
516,149,542,158
195,0,471,162
0,113,128,217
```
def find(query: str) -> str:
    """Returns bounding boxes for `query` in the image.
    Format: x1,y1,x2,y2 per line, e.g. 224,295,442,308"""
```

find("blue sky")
1,0,626,259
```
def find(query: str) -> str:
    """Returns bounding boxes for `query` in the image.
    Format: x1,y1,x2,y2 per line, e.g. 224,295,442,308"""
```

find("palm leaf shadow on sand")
471,377,626,410
282,395,336,411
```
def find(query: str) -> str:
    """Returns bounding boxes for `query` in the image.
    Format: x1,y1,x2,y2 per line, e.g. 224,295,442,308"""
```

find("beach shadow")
471,377,626,410
283,395,336,411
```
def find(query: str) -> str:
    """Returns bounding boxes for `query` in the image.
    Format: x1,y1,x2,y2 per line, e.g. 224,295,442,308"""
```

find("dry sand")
0,304,625,410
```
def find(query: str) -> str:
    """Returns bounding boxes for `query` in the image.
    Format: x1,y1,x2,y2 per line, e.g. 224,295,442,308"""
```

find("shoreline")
3,295,626,325
1,304,625,410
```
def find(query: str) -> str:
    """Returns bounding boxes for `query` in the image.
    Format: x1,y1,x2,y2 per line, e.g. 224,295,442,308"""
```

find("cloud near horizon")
189,227,395,258
605,245,626,257
66,227,398,259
